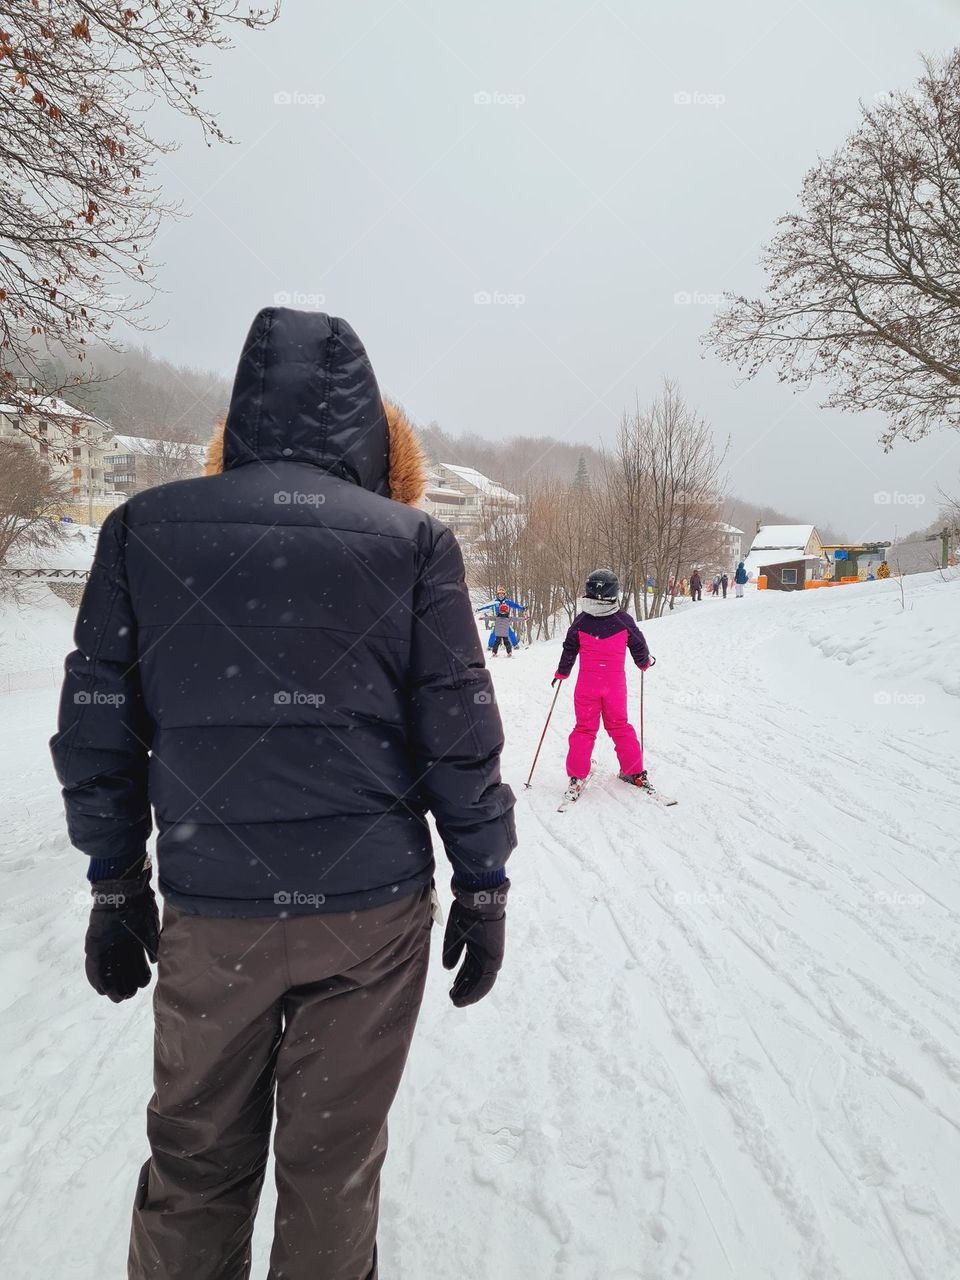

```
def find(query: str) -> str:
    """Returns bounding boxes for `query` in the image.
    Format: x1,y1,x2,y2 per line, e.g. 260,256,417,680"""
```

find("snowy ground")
0,524,97,688
2,573,960,1279
2,520,99,574
0,587,78,685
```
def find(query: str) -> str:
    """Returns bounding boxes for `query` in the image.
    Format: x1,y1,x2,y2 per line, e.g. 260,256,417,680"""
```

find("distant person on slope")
712,574,721,597
721,572,729,598
476,585,525,614
491,602,514,656
734,561,747,597
552,568,655,800
690,569,703,601
477,586,525,651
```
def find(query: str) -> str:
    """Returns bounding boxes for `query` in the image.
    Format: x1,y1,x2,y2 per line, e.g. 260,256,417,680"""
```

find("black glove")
442,879,510,1008
85,868,160,1003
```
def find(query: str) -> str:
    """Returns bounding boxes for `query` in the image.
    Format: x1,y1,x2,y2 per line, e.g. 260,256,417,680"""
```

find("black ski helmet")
584,568,619,601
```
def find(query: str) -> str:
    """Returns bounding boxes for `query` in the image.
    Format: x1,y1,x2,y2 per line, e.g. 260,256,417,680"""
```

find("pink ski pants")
566,672,643,778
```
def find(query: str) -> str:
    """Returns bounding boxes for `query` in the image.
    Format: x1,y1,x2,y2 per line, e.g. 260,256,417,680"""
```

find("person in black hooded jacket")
50,307,516,1280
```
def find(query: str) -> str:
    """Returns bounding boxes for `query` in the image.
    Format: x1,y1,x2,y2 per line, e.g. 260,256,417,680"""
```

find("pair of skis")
557,771,678,811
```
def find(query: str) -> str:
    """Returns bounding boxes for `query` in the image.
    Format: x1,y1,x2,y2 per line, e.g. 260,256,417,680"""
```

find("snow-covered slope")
4,521,99,573
0,523,96,686
0,587,77,683
2,573,959,1279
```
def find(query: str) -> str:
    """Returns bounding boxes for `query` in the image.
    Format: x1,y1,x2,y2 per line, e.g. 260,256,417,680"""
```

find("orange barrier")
757,576,767,590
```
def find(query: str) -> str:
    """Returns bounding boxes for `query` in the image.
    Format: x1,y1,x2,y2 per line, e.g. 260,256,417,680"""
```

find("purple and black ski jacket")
556,608,650,680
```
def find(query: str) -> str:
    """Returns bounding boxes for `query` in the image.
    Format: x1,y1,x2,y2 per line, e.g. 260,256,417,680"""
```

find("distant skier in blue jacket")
477,585,525,651
490,604,515,657
476,585,525,614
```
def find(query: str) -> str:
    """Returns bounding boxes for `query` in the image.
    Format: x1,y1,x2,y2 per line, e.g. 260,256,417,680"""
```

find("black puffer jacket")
51,308,516,916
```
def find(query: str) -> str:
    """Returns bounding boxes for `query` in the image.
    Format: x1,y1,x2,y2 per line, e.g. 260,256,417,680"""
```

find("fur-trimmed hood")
204,307,427,507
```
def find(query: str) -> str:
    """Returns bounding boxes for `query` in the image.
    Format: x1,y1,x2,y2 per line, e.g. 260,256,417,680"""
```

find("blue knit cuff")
87,852,147,883
452,866,508,890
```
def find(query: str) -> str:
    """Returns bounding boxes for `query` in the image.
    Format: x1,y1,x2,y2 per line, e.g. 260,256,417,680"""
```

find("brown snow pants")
128,886,432,1280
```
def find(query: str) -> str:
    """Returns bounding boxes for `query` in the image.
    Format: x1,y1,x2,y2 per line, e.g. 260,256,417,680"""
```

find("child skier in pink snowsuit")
553,568,655,794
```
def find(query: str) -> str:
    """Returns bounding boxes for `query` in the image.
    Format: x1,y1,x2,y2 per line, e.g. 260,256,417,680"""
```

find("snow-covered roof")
109,434,206,460
0,396,81,417
717,522,744,535
0,395,112,432
423,473,467,500
742,550,823,578
438,463,518,502
750,524,817,552
110,433,151,451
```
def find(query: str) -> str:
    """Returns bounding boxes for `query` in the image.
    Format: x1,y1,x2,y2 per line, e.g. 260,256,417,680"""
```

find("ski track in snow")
2,574,960,1278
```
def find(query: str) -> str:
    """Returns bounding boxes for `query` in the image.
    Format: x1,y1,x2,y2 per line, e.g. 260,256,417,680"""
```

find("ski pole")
640,655,655,757
524,680,562,788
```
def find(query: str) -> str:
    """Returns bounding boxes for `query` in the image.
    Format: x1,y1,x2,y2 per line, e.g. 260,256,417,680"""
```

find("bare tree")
473,495,523,599
548,477,600,623
519,481,595,639
150,436,201,485
0,438,66,569
601,383,726,619
513,487,558,643
465,386,725,637
707,51,960,447
469,481,587,643
594,412,644,611
0,2,278,398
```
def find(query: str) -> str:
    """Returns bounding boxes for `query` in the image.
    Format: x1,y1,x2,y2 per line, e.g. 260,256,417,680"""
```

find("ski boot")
562,776,587,803
618,769,656,794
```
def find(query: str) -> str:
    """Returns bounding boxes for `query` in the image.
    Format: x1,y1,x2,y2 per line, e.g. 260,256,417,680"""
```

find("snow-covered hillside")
0,523,96,686
1,573,959,1279
3,521,99,573
0,588,77,684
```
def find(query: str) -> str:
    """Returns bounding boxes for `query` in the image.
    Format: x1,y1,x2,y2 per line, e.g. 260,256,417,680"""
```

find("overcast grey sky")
135,0,960,538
